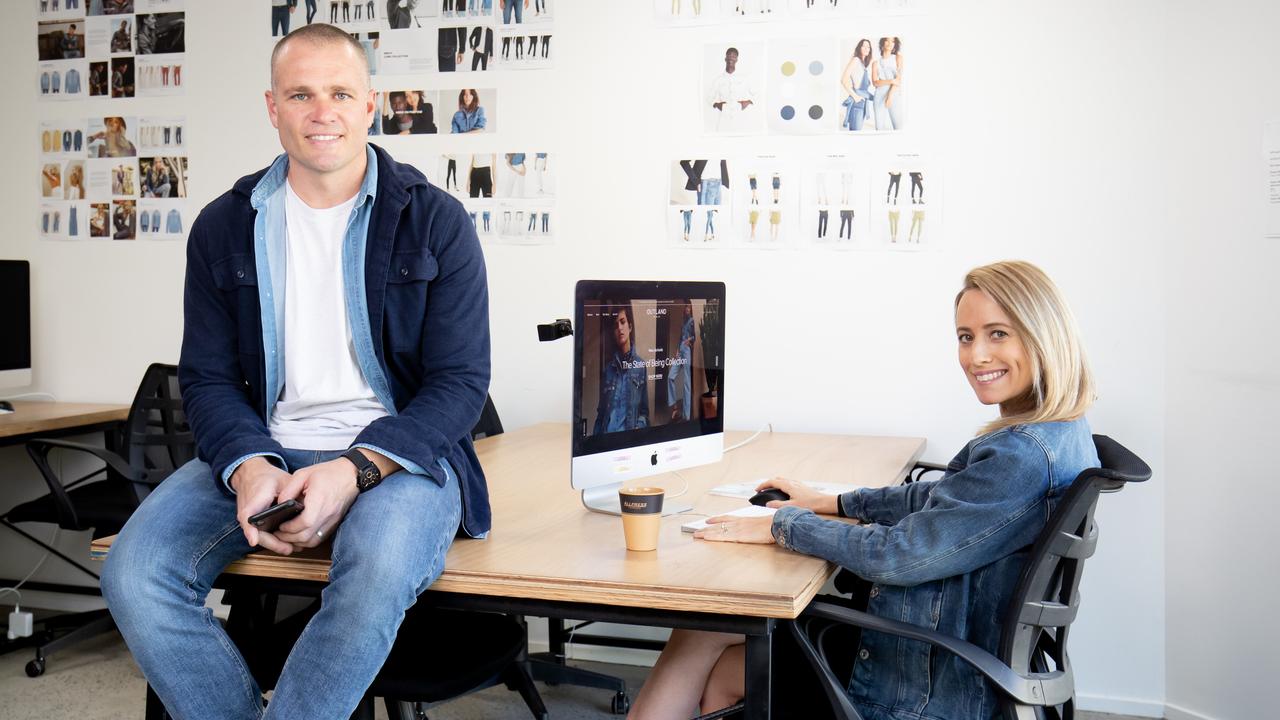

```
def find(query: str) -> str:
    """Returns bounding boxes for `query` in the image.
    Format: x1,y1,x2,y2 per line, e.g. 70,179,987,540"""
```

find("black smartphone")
248,499,304,532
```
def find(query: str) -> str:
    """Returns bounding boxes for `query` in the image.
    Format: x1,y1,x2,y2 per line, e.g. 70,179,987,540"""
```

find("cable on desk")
0,392,58,403
724,422,773,454
665,470,690,500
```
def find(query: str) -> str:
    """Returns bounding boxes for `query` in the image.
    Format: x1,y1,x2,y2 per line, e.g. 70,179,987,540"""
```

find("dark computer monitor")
571,280,725,515
0,260,32,390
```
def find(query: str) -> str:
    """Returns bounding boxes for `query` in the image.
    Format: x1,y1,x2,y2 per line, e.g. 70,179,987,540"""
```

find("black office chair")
782,434,1151,720
214,393,549,720
3,363,193,677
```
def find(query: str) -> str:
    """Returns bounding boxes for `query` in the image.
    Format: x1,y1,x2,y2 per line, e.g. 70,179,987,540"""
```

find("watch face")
357,467,379,491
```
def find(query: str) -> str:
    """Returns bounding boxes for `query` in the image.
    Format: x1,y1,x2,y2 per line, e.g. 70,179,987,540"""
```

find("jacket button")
235,269,244,279
858,648,870,661
400,267,409,276
869,585,880,598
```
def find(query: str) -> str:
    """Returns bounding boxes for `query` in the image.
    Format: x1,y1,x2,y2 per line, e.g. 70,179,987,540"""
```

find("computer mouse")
0,400,13,413
749,488,790,507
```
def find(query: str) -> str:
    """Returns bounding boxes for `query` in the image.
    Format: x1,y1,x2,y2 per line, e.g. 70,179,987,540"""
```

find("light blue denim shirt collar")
245,145,394,423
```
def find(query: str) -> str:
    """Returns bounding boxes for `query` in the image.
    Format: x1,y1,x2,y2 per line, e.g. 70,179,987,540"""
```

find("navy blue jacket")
178,144,492,537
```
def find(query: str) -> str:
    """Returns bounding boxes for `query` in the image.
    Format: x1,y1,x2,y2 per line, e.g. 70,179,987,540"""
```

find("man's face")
614,311,631,354
265,40,375,183
725,50,738,73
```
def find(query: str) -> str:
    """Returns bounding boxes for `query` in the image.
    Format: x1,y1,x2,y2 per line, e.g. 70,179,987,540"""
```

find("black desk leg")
743,624,773,720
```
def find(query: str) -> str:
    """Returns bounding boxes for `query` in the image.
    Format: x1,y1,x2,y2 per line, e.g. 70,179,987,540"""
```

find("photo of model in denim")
450,88,491,132
838,35,903,132
593,306,650,435
671,159,731,244
630,261,1099,720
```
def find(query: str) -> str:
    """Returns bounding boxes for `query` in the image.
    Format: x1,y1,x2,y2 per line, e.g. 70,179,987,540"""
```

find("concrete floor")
0,629,1156,719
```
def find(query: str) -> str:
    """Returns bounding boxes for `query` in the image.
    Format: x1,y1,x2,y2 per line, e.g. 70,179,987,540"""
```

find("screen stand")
580,482,693,517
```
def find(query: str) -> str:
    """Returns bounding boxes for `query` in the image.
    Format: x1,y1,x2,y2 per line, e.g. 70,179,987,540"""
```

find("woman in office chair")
628,260,1100,720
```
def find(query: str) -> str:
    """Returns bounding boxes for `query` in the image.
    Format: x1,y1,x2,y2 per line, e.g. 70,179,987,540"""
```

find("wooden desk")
93,423,925,719
1,401,129,594
0,401,129,447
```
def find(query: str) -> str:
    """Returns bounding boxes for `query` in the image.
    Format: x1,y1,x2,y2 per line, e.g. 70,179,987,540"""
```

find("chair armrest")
802,600,1070,707
26,438,143,483
906,461,947,484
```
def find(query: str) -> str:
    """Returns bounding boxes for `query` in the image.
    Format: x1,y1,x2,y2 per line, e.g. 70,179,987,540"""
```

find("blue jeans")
102,449,461,720
503,0,522,23
271,5,290,36
681,209,692,234
666,344,692,419
697,177,722,205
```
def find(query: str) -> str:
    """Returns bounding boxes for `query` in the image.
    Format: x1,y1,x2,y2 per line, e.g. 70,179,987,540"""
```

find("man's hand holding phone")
232,457,296,555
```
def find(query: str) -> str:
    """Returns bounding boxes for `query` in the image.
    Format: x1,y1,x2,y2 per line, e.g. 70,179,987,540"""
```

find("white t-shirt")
268,180,389,450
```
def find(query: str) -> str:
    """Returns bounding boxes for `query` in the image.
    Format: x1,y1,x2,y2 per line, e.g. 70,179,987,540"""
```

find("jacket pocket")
385,249,440,351
210,253,261,356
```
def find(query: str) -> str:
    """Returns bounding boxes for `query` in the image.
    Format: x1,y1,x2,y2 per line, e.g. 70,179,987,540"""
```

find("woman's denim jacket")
593,348,650,435
772,418,1098,720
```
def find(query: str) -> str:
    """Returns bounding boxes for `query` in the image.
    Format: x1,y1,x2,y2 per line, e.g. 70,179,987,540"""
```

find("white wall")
1163,2,1280,720
0,0,1208,715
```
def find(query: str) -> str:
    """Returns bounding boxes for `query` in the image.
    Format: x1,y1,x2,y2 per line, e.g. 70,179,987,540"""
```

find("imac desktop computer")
0,260,32,393
571,280,725,516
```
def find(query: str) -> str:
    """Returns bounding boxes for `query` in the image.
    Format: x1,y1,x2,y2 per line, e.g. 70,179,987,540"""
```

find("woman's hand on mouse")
694,514,775,544
756,476,839,515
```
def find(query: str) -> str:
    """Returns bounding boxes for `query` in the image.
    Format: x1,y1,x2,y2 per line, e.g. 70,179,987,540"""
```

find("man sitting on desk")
101,23,492,720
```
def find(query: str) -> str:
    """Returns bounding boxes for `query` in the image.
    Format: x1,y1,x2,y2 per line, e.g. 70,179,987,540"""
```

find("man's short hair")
270,23,369,90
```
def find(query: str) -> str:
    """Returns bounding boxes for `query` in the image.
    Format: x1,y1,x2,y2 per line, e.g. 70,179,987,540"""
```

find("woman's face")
106,117,124,133
956,289,1034,414
857,40,871,60
613,310,632,354
462,89,475,105
880,38,893,55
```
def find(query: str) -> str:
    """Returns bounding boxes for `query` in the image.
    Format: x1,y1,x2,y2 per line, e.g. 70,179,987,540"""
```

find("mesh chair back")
121,363,195,488
996,434,1151,719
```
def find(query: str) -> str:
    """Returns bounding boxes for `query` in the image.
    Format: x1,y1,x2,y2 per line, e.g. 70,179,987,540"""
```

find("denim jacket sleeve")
773,428,1053,587
349,199,491,482
841,480,938,526
178,216,285,488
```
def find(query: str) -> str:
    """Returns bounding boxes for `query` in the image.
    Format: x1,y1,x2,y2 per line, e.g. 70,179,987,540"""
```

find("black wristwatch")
343,448,383,493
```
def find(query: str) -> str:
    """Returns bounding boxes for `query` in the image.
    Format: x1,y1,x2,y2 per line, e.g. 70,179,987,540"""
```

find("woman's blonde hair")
957,260,1095,434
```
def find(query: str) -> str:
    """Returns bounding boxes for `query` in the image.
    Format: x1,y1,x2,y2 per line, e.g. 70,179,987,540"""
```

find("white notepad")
681,505,776,533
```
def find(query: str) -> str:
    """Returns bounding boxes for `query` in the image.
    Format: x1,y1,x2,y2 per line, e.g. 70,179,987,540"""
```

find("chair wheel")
26,659,46,677
610,691,630,714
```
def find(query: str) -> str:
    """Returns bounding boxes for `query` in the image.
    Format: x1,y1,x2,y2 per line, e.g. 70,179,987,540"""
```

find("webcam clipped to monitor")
571,280,725,516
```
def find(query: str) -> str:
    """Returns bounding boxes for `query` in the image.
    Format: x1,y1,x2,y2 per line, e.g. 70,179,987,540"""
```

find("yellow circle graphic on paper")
780,61,796,76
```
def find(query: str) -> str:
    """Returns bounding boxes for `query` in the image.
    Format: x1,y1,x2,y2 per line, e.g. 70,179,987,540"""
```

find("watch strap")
343,448,382,493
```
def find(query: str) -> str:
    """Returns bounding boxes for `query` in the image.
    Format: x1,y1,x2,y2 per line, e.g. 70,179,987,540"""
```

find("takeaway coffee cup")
619,486,664,552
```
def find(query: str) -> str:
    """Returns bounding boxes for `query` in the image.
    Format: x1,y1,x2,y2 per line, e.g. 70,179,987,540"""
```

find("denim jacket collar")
241,145,385,422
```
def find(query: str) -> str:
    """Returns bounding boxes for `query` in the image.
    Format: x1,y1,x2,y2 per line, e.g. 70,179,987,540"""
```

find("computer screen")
571,280,725,515
0,260,32,391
